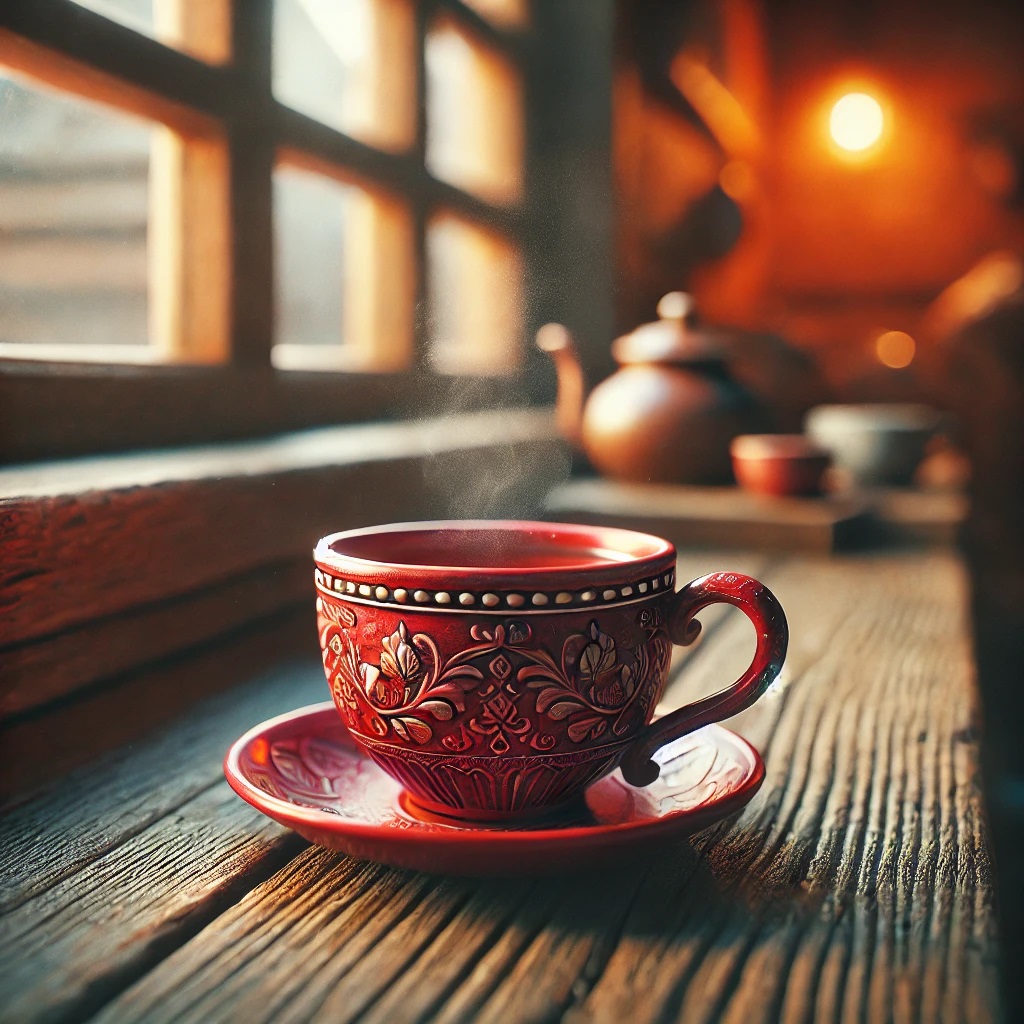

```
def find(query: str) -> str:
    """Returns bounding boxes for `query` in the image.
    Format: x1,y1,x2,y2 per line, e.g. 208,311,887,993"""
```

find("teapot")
538,293,763,484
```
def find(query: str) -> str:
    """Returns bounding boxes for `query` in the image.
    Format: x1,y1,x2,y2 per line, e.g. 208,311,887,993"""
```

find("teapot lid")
612,292,727,367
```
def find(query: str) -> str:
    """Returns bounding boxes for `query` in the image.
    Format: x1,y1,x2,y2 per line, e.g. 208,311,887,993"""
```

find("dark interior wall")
612,0,1024,394
528,0,616,386
764,0,1024,376
613,0,743,335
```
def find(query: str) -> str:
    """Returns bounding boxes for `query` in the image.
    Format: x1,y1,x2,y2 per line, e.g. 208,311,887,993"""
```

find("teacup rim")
314,519,676,587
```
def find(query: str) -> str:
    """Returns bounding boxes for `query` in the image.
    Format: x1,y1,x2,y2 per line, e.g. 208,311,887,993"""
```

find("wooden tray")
544,480,968,552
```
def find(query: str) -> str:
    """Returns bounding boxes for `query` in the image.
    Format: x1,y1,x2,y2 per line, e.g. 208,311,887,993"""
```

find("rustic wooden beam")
0,364,527,463
0,408,563,660
0,0,230,126
0,559,310,720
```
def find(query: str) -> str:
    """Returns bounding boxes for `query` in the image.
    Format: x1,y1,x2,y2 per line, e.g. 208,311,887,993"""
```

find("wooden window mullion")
227,0,274,368
411,0,431,369
0,0,228,120
0,0,546,461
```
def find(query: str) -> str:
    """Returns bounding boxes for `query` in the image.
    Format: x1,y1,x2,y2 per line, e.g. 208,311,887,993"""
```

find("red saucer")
224,703,765,875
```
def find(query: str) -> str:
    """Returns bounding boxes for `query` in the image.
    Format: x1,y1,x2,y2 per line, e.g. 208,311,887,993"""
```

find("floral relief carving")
321,621,483,746
520,616,670,744
318,597,672,755
243,734,415,828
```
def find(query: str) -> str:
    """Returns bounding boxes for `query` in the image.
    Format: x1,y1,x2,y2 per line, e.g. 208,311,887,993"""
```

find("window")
271,165,414,371
427,211,522,374
69,0,231,62
0,0,532,461
272,0,415,151
425,15,523,203
0,74,154,360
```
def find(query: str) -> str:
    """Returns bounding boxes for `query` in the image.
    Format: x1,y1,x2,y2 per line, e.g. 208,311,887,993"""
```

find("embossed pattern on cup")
314,521,787,821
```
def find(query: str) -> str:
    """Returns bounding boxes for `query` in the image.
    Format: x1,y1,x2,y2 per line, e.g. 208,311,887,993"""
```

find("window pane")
272,165,414,371
70,0,230,63
273,167,348,349
459,0,528,29
273,0,414,151
425,17,523,204
427,213,522,375
71,0,155,36
0,73,152,356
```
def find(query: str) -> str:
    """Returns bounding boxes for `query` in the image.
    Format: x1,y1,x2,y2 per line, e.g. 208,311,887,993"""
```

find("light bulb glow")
830,92,884,152
875,330,915,369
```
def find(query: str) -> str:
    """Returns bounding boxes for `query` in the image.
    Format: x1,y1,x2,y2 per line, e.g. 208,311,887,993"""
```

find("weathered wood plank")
83,551,1000,1024
0,549,768,1022
0,657,324,903
0,783,304,1024
0,410,562,648
565,552,1001,1024
0,364,532,464
0,611,317,802
0,558,310,719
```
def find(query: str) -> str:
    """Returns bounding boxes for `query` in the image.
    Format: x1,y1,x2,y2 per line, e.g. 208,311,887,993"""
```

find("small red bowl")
730,434,831,497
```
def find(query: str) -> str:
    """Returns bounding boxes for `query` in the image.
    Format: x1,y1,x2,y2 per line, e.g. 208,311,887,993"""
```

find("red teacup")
314,520,787,821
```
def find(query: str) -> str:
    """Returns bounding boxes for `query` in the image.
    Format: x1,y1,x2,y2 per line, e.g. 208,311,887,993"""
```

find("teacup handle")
620,572,788,787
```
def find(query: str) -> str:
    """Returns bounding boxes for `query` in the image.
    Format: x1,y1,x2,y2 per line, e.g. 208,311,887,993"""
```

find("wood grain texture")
0,548,989,1024
0,559,310,719
545,479,870,553
0,410,563,647
0,783,304,1024
0,659,324,907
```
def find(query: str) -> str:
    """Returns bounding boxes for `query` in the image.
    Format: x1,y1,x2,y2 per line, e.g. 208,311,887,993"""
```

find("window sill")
0,407,565,725
0,362,539,463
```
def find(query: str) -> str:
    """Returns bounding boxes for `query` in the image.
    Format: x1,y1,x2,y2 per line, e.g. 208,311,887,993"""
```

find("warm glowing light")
830,93,884,152
719,159,755,201
875,330,915,369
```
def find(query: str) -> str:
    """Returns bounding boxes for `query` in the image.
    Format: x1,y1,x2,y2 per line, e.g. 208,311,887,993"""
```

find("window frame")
0,0,538,462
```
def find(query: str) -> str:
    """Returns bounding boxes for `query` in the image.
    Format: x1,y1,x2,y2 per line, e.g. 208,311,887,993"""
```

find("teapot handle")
536,324,586,451
620,572,788,786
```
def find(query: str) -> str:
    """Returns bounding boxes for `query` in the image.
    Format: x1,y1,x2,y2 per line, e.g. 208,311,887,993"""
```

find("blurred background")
2,0,1024,1004
2,0,1022,401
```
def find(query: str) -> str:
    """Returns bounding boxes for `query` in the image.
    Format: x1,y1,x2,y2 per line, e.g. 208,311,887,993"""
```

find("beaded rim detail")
313,567,677,613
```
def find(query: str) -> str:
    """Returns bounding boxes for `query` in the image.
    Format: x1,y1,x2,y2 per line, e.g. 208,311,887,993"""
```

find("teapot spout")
536,323,586,450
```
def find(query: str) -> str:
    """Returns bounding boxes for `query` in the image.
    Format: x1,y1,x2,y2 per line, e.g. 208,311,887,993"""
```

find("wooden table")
0,547,1003,1023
